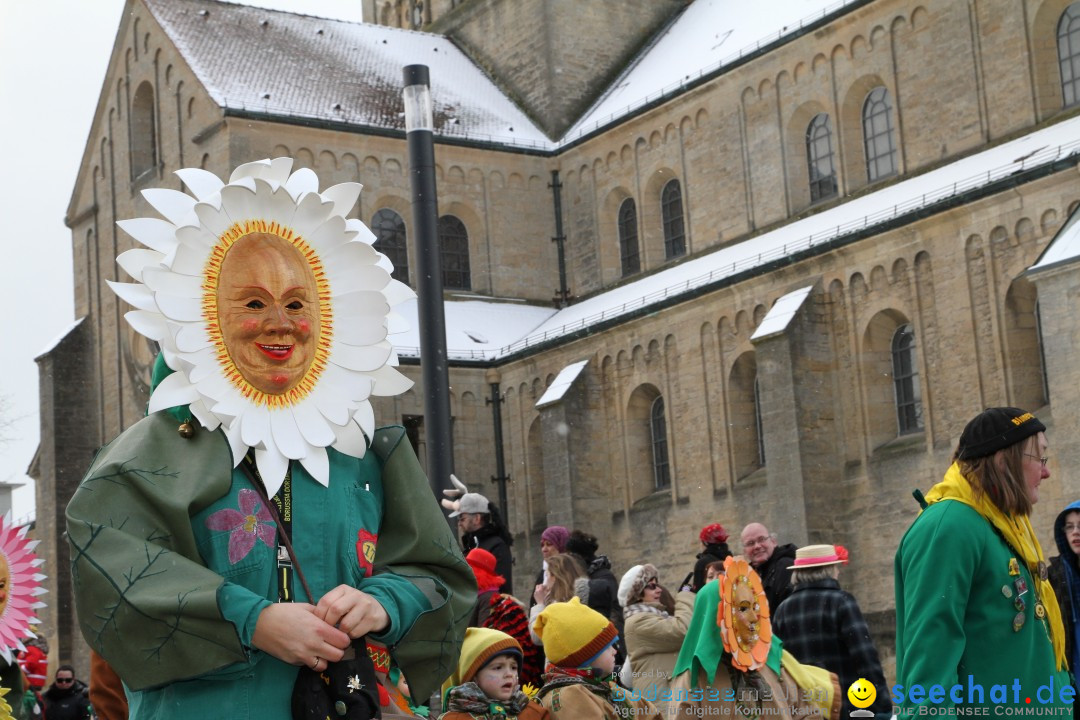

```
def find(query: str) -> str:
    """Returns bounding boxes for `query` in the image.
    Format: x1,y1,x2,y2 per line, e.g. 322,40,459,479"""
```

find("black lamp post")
402,64,454,501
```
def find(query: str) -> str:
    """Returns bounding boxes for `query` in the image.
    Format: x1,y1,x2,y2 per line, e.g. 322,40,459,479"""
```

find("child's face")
476,655,519,702
590,644,617,676
394,672,411,700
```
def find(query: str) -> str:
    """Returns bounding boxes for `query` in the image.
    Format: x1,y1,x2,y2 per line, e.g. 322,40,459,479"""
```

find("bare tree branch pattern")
70,516,236,657
147,590,196,661
82,458,179,489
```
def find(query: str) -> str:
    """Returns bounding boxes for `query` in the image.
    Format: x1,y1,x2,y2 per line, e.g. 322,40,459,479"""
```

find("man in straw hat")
773,544,890,718
895,407,1070,713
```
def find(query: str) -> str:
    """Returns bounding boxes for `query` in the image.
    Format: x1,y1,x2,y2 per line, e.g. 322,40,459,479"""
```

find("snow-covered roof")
565,0,858,142
751,286,814,341
144,0,551,148
33,317,85,361
396,115,1080,363
535,360,590,409
391,298,556,360
147,0,867,149
1028,203,1080,274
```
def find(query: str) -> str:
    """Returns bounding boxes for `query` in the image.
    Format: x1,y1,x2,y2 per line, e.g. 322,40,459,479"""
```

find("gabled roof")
144,0,551,147
146,0,862,149
565,0,860,142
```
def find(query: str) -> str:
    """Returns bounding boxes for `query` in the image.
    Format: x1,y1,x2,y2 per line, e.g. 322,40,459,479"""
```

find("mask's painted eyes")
286,300,303,310
246,299,265,309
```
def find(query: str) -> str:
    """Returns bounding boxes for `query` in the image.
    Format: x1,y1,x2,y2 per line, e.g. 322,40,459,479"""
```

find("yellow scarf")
924,463,1065,670
780,649,842,720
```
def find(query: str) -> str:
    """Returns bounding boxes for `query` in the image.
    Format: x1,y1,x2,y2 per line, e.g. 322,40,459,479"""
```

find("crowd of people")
43,401,1074,720
438,405,1074,719
440,485,880,720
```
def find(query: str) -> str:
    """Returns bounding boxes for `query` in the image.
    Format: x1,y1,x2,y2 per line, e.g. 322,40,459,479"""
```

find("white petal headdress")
110,158,415,494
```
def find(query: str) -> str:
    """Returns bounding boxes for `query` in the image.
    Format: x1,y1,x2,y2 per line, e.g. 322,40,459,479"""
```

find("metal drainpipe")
486,368,510,518
550,170,571,308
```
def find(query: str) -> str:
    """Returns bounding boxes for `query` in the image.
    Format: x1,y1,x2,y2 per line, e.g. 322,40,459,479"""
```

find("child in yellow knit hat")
439,628,550,720
533,597,660,719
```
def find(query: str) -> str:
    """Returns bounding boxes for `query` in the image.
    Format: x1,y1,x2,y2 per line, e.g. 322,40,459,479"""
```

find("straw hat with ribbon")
787,544,849,570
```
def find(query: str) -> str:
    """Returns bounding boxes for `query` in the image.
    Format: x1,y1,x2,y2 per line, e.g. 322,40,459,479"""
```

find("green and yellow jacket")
895,498,1071,712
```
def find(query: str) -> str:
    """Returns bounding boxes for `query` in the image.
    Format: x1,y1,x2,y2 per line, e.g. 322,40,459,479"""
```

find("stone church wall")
41,0,1080,681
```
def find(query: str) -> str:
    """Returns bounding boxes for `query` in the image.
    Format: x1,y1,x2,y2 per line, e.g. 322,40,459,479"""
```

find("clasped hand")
252,585,390,666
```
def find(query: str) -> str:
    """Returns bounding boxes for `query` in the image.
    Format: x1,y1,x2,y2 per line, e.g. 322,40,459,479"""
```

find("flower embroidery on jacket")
205,488,277,564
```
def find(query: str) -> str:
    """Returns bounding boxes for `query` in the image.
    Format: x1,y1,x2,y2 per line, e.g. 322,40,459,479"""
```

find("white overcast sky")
0,0,368,522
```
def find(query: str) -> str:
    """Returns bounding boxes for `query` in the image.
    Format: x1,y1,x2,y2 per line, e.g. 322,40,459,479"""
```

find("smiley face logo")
847,678,876,709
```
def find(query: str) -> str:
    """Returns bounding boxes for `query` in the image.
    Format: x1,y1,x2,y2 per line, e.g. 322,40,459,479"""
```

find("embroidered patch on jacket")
205,488,276,564
357,529,378,577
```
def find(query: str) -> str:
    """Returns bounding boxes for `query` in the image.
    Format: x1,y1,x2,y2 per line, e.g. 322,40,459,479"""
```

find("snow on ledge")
751,286,814,341
390,116,1080,366
535,360,589,410
1028,203,1080,274
33,317,85,361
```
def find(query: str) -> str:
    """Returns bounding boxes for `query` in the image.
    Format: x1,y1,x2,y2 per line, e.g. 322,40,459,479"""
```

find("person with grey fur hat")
618,564,694,712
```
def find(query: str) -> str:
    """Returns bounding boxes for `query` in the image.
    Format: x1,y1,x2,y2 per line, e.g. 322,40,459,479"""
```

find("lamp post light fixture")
402,64,455,503
403,65,434,132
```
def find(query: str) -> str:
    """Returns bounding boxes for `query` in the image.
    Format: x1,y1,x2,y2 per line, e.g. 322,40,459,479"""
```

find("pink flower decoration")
205,489,277,564
835,544,850,565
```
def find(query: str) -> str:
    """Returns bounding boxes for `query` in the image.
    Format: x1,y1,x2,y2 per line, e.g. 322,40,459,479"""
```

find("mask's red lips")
257,343,294,360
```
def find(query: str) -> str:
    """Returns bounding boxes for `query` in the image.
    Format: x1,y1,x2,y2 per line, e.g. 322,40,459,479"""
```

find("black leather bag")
290,638,381,720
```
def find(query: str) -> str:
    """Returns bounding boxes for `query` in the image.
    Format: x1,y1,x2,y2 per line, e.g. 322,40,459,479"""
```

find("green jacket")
895,500,1071,712
67,412,475,719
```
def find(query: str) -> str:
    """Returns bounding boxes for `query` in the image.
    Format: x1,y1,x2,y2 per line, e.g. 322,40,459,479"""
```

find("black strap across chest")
240,455,314,604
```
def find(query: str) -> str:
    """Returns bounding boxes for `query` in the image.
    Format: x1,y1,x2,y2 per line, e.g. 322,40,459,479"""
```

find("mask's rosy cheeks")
297,319,311,333
242,318,259,332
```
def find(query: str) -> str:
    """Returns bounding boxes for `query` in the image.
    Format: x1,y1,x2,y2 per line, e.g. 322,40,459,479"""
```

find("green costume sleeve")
218,582,273,649
895,501,980,709
66,413,249,691
360,575,430,648
368,426,477,702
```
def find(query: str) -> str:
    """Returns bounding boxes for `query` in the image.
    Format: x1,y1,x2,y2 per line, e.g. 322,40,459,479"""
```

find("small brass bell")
178,421,195,438
335,700,347,716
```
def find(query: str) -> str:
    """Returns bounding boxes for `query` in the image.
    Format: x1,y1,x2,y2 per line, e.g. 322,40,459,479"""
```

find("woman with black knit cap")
895,407,1070,714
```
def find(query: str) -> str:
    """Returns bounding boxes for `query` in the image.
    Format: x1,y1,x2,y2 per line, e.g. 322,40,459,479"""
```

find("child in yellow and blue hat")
533,597,659,719
439,628,550,720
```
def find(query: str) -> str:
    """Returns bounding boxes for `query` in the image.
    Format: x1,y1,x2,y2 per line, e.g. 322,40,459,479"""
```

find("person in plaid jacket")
772,544,891,718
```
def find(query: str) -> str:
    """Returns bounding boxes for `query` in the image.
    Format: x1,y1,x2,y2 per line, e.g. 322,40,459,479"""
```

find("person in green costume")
65,158,475,720
668,561,840,720
895,407,1071,714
